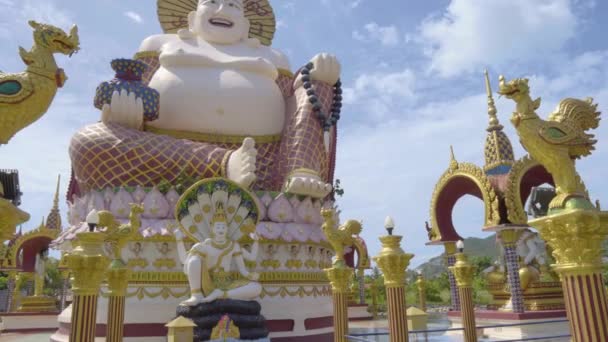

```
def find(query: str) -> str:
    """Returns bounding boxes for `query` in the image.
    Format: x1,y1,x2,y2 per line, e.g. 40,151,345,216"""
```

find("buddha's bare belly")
148,66,285,136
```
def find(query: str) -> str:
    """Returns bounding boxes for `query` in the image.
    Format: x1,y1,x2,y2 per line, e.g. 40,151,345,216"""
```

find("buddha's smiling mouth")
209,18,234,28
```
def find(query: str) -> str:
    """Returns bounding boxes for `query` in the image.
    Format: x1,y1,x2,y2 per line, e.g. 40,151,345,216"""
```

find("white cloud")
276,20,287,29
343,69,416,118
418,0,578,77
0,0,73,39
350,0,364,8
124,11,143,24
353,22,400,47
337,50,608,268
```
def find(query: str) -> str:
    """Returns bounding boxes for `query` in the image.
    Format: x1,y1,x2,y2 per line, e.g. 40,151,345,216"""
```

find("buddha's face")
212,221,228,241
189,0,249,45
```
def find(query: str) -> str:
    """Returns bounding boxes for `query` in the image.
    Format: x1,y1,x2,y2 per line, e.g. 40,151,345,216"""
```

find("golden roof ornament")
483,70,514,172
485,69,502,131
46,174,62,230
449,145,459,171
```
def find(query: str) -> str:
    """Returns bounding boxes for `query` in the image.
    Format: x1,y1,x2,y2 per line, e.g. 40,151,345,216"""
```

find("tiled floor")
0,333,52,341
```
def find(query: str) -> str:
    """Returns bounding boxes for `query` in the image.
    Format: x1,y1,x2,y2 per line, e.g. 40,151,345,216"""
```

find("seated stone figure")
69,0,341,199
176,203,261,305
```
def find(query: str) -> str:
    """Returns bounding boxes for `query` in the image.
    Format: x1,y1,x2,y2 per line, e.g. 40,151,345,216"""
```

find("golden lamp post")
374,216,414,342
65,209,109,342
415,271,427,313
326,265,353,342
449,240,477,342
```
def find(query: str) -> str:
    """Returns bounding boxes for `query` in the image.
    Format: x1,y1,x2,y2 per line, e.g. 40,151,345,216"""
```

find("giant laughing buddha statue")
69,0,341,198
59,0,343,341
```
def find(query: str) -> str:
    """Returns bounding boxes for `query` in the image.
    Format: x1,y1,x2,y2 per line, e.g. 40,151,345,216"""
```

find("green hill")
415,234,498,278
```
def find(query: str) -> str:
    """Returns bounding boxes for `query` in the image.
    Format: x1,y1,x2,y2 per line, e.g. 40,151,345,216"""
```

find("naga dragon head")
497,75,530,100
28,20,80,56
498,75,541,126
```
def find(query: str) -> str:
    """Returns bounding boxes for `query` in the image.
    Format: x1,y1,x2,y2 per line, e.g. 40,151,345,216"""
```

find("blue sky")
1,0,607,267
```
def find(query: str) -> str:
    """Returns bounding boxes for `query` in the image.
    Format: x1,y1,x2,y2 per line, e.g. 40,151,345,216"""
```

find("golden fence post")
530,209,608,342
415,273,427,312
449,241,477,342
374,217,414,342
66,231,109,342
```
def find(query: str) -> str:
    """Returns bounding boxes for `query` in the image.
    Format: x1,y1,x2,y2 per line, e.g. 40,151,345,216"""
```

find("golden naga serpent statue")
0,20,79,144
498,75,600,210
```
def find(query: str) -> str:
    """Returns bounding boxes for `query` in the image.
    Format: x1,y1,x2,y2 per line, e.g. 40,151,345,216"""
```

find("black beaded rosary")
300,62,343,132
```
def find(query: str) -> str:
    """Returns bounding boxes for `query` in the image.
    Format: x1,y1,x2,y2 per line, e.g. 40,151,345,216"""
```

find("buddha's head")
189,0,250,45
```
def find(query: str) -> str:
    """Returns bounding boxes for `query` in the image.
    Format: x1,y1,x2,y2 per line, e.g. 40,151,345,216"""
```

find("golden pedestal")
66,232,109,342
530,207,608,342
326,266,354,342
16,295,56,312
449,252,477,342
488,281,565,311
374,235,414,342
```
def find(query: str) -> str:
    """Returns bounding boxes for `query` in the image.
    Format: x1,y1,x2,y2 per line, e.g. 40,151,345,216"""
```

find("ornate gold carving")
498,229,522,246
7,225,58,267
153,258,177,269
0,199,29,242
129,271,188,284
499,75,599,209
211,315,240,340
101,284,331,300
429,151,500,242
66,232,109,296
261,259,280,269
529,209,608,274
374,235,414,288
325,267,353,293
305,259,318,269
259,285,331,298
320,208,362,267
285,259,302,269
106,267,130,297
504,155,542,224
449,253,476,288
0,20,79,144
101,286,190,300
99,204,144,258
145,125,281,144
126,270,329,285
128,258,148,269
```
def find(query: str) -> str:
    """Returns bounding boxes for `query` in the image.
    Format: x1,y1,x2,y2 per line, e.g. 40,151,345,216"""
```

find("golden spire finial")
449,145,459,171
53,174,60,209
485,69,502,131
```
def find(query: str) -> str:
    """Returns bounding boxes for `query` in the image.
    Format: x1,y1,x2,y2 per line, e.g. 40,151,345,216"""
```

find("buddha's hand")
101,89,144,130
227,137,257,188
174,228,184,241
308,53,341,85
284,169,333,199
